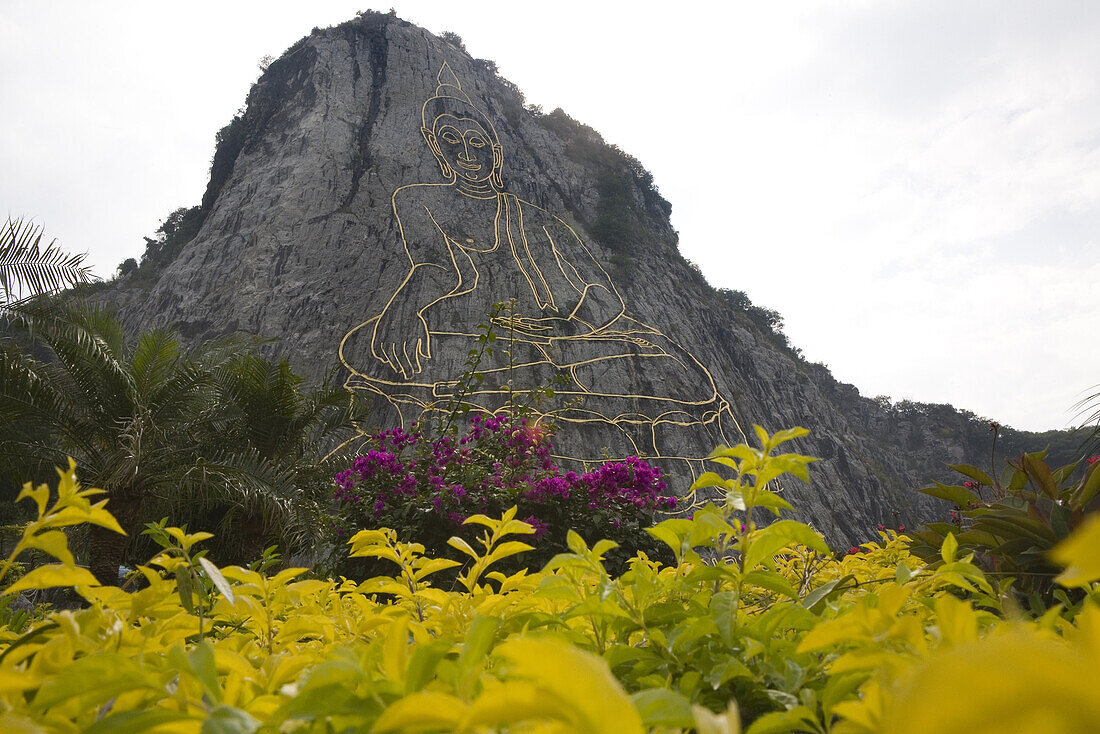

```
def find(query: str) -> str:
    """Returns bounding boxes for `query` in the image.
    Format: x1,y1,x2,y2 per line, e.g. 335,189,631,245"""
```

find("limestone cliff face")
101,12,1053,543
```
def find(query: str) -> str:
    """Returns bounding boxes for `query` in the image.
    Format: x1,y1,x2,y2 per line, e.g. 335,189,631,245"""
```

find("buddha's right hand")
371,312,431,379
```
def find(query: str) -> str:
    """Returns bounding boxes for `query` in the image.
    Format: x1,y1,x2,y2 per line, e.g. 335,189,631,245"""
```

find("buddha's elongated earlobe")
422,127,454,181
490,144,504,190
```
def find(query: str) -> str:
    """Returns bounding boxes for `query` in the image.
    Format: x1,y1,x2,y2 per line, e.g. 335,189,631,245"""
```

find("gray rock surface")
97,11,1069,545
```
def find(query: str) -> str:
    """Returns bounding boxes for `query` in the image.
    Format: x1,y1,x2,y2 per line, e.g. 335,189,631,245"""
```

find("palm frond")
0,218,95,304
6,298,136,419
168,449,325,549
147,362,216,424
130,329,184,401
1071,384,1100,455
0,347,79,432
218,355,298,456
195,334,277,371
0,436,71,492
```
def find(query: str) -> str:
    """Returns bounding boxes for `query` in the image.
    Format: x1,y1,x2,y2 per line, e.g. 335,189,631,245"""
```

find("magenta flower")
523,515,549,539
330,412,682,564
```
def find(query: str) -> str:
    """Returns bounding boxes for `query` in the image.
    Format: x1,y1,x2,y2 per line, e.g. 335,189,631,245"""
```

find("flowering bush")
329,413,677,573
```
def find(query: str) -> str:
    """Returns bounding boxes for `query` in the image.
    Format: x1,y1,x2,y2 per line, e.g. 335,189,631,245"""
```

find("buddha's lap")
429,331,716,401
342,318,720,405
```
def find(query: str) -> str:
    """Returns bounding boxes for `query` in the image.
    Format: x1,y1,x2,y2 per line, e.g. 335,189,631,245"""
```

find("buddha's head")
421,63,504,192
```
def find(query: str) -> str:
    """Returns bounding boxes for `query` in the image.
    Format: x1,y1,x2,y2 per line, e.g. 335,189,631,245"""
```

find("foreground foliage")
1,428,1099,732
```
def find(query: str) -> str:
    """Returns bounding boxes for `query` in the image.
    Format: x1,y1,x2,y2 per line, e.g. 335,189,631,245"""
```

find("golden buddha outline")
340,62,745,470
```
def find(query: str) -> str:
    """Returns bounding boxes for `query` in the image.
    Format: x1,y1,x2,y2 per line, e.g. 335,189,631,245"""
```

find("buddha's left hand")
492,315,559,333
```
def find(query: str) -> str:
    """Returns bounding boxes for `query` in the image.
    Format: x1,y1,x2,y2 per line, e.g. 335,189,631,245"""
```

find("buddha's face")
431,114,497,183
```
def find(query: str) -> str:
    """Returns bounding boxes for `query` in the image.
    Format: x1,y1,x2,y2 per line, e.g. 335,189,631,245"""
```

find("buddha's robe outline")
341,182,737,461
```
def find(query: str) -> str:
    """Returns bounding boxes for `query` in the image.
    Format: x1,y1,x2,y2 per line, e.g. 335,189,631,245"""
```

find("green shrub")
910,445,1100,611
0,428,1098,732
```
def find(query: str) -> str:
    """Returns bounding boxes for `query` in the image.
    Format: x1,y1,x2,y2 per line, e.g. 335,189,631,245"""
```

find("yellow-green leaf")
690,472,734,492
374,692,468,732
646,519,695,563
446,536,480,561
464,681,566,729
485,541,535,566
16,481,49,519
693,701,742,734
743,520,829,572
753,425,772,450
412,557,461,581
198,556,235,604
351,546,402,564
0,712,47,734
770,426,810,447
1051,513,1100,587
751,489,795,515
631,688,694,728
881,628,1100,734
23,530,74,566
941,532,959,564
31,654,157,709
493,637,643,734
83,502,127,535
382,616,409,681
358,577,411,597
270,567,309,586
84,709,198,734
797,618,862,653
348,528,392,550
934,595,978,647
0,668,40,694
165,527,212,551
3,564,98,595
498,517,536,536
462,513,496,530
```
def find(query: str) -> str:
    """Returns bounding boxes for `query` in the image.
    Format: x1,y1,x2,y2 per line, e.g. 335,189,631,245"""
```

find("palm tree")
0,298,357,582
0,218,94,306
184,353,364,562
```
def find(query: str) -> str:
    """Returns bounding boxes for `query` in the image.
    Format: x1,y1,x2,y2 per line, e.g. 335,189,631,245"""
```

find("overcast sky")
2,1,1097,432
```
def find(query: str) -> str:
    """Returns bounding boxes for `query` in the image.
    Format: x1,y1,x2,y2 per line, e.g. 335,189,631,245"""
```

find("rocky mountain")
96,11,1083,544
